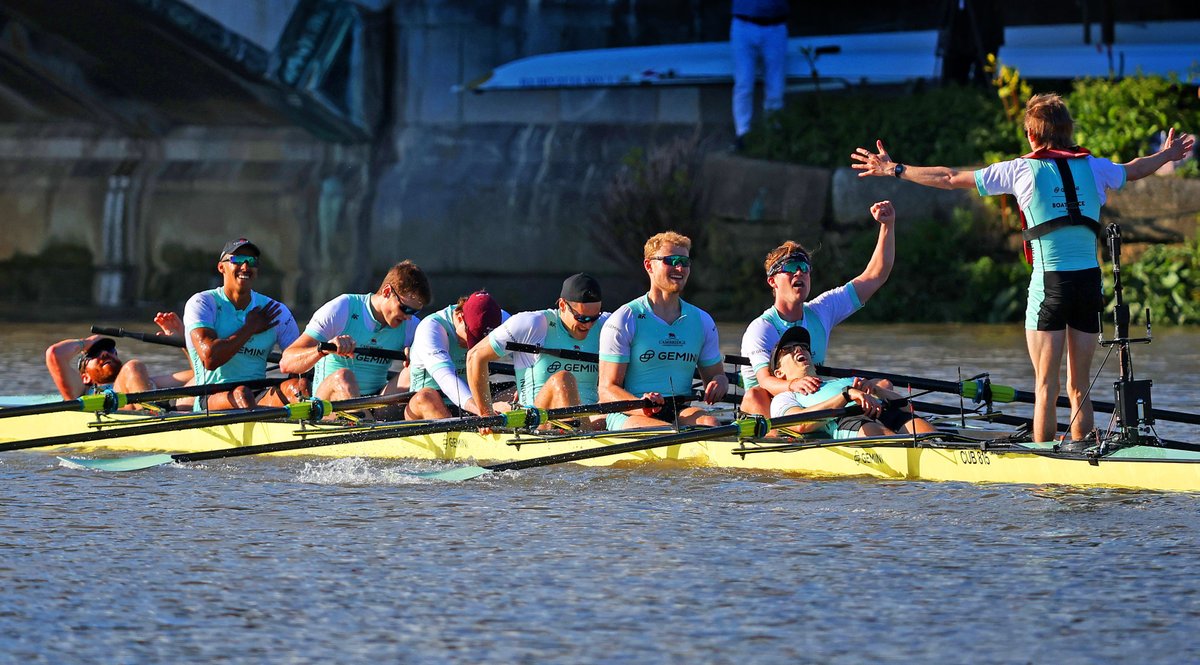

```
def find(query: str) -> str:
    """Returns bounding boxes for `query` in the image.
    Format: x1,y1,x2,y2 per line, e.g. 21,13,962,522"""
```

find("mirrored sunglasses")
224,255,260,268
651,255,692,268
772,259,810,276
565,301,601,324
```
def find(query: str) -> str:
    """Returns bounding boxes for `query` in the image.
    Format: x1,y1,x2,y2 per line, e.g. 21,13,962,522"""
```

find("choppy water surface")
3,321,1199,663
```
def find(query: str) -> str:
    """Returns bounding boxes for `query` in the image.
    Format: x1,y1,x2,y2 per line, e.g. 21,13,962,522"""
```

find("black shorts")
838,402,916,433
1032,267,1103,333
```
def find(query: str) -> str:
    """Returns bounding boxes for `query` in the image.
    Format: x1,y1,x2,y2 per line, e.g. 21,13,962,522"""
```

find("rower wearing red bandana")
739,200,897,417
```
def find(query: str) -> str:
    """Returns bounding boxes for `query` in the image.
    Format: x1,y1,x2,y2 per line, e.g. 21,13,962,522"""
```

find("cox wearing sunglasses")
740,200,897,417
280,260,431,411
184,238,305,411
467,273,610,431
599,231,728,430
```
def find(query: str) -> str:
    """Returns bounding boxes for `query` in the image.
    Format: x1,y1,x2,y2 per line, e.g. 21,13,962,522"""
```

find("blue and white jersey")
184,288,299,385
305,293,417,394
739,283,862,389
599,295,722,397
488,309,610,405
409,304,510,408
975,156,1125,272
770,377,855,437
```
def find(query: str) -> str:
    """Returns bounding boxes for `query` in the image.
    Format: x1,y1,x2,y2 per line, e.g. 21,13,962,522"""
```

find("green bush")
1068,75,1200,162
1104,236,1200,325
829,208,1030,323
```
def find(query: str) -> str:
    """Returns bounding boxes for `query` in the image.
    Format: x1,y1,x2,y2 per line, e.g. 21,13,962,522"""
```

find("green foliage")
748,84,1022,168
1068,75,1200,163
830,208,1030,323
592,136,706,274
1105,236,1200,325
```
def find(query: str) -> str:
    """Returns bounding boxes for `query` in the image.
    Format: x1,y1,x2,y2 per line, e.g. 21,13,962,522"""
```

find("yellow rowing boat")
3,407,1198,492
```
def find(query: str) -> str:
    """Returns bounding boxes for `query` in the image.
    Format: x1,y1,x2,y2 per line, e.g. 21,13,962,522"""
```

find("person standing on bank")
851,93,1194,443
184,238,306,411
739,200,897,417
730,0,789,151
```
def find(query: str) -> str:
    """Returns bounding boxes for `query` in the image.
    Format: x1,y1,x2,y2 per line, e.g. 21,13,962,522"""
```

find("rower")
184,238,306,411
598,231,727,430
466,273,609,429
45,312,193,406
769,326,935,438
279,261,430,410
405,290,509,420
739,199,897,417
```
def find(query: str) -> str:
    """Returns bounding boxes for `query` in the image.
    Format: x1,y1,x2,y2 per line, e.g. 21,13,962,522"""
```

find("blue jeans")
731,17,787,137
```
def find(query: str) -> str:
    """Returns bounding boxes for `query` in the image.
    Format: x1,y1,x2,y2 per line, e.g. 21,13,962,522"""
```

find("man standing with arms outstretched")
599,231,727,430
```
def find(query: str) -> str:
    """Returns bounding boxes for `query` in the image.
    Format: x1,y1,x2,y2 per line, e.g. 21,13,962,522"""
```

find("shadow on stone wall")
0,242,94,306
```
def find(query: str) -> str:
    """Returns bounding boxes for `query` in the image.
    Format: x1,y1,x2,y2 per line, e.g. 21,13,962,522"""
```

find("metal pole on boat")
1102,223,1154,444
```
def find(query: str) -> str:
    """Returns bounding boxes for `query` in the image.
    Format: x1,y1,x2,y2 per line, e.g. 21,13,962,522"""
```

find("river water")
2,321,1199,663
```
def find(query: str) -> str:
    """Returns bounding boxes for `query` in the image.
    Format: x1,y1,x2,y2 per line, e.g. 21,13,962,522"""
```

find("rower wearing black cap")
45,312,192,405
466,273,609,428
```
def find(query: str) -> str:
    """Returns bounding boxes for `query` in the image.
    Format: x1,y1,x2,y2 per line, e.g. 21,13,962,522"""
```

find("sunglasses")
224,255,260,268
651,255,692,268
771,258,811,277
564,301,601,324
390,290,422,315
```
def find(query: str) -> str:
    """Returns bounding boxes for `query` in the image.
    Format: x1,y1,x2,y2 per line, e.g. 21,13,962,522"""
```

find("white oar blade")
415,466,492,482
59,454,176,472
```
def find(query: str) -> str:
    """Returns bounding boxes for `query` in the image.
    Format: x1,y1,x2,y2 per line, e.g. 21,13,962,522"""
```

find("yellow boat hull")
4,410,1199,492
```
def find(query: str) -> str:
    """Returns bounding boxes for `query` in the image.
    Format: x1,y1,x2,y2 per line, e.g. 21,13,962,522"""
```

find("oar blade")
59,453,176,472
415,465,492,482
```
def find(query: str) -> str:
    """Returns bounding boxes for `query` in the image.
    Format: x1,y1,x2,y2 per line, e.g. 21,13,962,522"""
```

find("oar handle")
505,342,752,368
92,325,406,362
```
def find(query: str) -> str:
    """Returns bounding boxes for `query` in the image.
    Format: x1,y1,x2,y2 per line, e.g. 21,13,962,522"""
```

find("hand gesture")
848,387,883,419
243,301,281,335
851,140,896,177
153,311,184,337
702,374,729,404
870,200,895,226
1161,128,1196,162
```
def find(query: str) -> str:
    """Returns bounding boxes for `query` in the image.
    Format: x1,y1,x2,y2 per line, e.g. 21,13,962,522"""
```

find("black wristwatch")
893,163,906,179
841,386,854,403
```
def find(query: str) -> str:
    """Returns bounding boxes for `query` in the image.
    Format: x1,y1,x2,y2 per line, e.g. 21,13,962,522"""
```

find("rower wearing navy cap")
466,273,610,428
183,238,305,411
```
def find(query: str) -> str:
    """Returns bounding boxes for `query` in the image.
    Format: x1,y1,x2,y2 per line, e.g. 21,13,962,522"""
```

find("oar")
417,404,861,482
60,399,661,472
822,365,1200,426
0,377,285,420
91,326,407,362
0,392,413,453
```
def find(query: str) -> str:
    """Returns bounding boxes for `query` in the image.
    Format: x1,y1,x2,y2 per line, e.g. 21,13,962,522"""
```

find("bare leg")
1064,327,1098,439
315,368,360,402
534,371,581,411
258,377,311,407
405,388,452,420
205,385,256,411
1026,329,1066,442
740,386,772,417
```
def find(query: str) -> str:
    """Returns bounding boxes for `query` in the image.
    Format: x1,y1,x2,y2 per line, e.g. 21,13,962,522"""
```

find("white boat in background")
460,21,1200,92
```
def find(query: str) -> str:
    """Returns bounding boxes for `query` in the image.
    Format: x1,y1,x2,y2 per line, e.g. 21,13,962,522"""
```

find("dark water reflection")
2,321,1199,663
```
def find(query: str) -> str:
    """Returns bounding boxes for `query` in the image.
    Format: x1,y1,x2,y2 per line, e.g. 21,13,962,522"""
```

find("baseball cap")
77,337,117,372
560,273,602,303
219,238,261,259
462,290,502,348
769,326,811,371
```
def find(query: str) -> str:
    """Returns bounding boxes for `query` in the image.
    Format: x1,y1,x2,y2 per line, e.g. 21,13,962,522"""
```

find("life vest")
1017,147,1102,265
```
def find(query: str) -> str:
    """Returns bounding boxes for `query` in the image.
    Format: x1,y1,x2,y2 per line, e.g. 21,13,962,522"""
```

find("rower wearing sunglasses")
466,273,610,431
599,231,727,430
739,200,897,417
279,261,431,410
183,238,306,411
